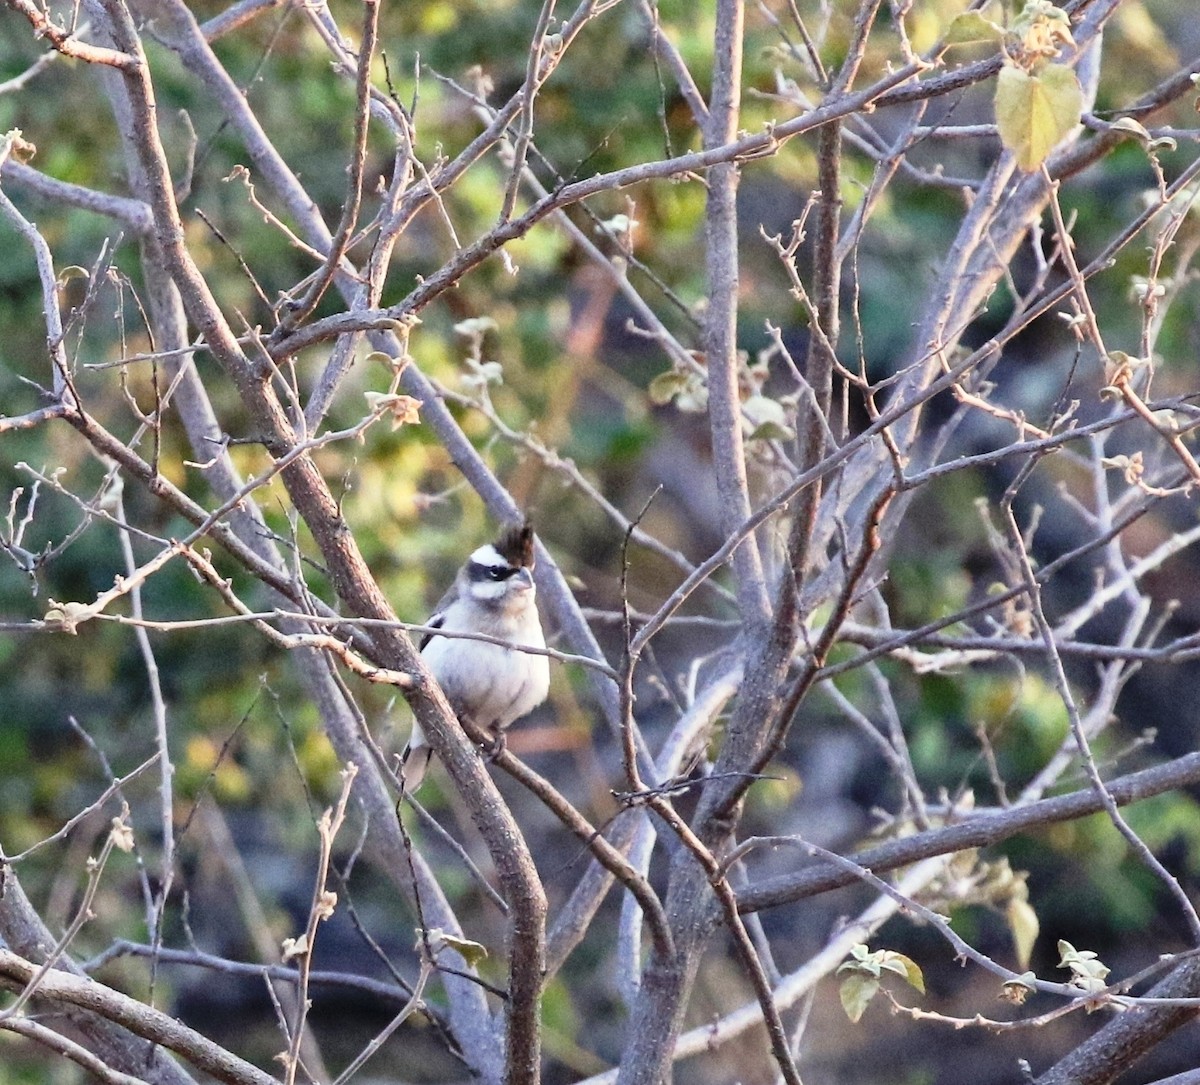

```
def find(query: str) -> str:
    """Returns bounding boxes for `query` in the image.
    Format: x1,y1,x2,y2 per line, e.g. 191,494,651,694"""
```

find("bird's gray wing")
419,609,446,651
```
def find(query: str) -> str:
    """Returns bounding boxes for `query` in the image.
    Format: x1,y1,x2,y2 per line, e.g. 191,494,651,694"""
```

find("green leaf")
1057,939,1110,992
994,62,1083,171
839,973,879,1022
839,946,924,997
945,10,1005,45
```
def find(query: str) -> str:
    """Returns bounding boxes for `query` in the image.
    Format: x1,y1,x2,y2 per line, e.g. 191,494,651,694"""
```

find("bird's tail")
400,721,432,792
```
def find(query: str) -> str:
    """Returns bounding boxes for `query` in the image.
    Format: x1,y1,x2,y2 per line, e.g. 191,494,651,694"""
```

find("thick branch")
739,752,1200,913
0,949,276,1085
1034,956,1200,1085
94,5,546,1079
703,0,770,626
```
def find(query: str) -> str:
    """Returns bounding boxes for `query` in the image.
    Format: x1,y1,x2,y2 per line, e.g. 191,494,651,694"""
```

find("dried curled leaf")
42,600,94,634
1,128,36,164
281,934,309,962
453,316,499,338
315,890,337,921
1102,452,1145,486
364,391,422,431
365,350,411,374
461,359,504,391
1000,972,1037,1006
110,814,135,853
1103,349,1150,386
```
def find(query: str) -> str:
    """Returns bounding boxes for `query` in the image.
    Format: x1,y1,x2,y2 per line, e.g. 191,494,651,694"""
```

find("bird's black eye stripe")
469,561,517,583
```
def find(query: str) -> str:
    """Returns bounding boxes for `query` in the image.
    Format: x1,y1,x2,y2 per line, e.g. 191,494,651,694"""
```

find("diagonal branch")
0,949,277,1085
739,752,1200,914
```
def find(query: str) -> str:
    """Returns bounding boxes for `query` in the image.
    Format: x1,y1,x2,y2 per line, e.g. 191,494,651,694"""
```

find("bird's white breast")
421,603,550,731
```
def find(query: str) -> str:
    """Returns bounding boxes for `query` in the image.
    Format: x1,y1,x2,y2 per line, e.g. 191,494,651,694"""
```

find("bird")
400,520,550,791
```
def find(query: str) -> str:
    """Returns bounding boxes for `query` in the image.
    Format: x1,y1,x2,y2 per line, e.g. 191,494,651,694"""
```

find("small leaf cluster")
837,944,926,1022
1056,939,1111,995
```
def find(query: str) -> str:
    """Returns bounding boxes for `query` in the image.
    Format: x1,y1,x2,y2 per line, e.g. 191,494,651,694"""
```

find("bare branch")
0,949,278,1085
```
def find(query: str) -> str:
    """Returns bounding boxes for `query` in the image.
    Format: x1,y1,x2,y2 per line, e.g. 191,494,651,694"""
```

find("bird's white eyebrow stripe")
468,578,509,600
469,544,508,567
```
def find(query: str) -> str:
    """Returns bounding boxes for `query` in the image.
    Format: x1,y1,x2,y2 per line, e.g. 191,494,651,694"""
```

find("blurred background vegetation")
2,0,1200,1081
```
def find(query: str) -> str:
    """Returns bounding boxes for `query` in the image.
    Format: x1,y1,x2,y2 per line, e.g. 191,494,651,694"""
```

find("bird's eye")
489,566,511,581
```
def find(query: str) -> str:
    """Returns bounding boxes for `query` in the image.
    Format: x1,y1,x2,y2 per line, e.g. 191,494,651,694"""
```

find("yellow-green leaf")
648,370,689,406
994,62,1083,171
56,266,90,286
364,350,405,372
899,954,925,995
426,928,490,968
1007,896,1040,969
945,10,1005,45
839,973,879,1023
878,951,925,994
1109,116,1153,144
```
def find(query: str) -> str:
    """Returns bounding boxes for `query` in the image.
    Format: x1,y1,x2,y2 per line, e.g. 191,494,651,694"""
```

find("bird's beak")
514,566,534,591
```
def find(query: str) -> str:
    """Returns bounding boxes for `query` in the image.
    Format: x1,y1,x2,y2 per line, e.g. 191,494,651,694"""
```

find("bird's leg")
482,723,507,761
458,711,506,761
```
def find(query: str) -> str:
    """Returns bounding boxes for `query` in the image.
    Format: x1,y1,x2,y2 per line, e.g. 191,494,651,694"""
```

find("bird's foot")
482,728,507,762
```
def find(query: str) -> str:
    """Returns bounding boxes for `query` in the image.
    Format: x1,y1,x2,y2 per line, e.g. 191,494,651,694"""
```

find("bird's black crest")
494,520,535,569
